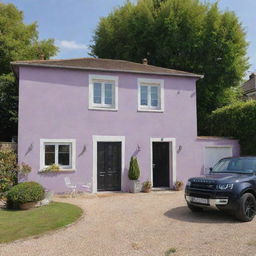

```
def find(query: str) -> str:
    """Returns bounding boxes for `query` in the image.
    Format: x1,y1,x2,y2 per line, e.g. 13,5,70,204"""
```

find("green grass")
165,248,177,255
0,202,83,243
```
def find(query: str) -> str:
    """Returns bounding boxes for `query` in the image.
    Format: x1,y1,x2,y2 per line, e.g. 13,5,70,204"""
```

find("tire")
187,203,203,212
235,193,256,222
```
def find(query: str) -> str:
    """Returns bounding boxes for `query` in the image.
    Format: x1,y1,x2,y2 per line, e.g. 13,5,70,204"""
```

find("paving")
0,191,255,256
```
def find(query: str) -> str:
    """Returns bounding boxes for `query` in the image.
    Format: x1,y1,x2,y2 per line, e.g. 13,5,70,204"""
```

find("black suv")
185,157,256,222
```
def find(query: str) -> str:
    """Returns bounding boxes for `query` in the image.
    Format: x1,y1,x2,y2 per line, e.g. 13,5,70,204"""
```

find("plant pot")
129,180,141,193
174,185,184,191
143,188,151,193
19,202,37,210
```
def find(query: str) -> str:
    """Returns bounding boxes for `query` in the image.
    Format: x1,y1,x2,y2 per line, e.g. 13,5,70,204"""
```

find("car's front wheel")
187,203,203,212
235,193,256,222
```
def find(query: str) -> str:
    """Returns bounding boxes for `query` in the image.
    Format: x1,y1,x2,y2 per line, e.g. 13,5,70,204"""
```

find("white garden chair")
82,180,92,193
64,177,77,197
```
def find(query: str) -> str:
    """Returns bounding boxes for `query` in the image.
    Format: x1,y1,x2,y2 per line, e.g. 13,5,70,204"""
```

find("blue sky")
2,0,256,74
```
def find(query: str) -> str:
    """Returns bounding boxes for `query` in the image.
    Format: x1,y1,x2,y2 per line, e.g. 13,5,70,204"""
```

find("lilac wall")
18,66,239,192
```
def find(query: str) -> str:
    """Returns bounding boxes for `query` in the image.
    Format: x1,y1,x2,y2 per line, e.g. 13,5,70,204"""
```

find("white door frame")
92,135,125,193
150,137,176,188
204,145,233,173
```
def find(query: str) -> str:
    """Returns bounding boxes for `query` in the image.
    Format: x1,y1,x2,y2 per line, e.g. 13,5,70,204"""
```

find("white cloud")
57,40,88,50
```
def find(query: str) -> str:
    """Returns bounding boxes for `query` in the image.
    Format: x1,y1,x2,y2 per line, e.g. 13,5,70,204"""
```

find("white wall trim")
137,78,164,112
150,137,176,187
92,135,125,193
39,139,76,171
88,74,118,111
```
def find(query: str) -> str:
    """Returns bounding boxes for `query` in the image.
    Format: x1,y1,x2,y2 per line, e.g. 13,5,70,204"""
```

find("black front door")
153,142,170,187
97,142,121,191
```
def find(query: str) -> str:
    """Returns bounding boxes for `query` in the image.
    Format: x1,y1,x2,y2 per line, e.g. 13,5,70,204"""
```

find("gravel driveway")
0,191,255,256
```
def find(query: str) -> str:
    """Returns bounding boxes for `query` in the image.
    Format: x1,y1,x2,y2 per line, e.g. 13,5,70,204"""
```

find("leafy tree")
0,3,58,140
91,0,249,134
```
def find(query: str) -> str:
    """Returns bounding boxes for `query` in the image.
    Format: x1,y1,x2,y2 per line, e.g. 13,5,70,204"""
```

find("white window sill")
89,107,118,112
137,108,164,113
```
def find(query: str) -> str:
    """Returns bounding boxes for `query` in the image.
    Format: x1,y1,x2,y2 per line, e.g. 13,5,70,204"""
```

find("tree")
0,3,58,140
91,0,249,134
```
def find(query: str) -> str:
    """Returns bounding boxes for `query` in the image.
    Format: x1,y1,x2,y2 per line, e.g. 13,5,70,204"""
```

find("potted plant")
142,181,152,193
128,156,141,193
174,180,184,191
6,181,45,210
42,164,61,173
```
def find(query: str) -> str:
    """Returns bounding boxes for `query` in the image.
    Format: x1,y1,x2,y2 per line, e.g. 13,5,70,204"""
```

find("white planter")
129,180,141,193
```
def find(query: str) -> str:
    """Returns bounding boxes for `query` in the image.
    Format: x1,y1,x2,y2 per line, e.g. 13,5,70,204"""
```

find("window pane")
58,145,70,166
140,86,148,105
45,145,55,165
151,86,159,107
104,83,113,105
93,83,102,104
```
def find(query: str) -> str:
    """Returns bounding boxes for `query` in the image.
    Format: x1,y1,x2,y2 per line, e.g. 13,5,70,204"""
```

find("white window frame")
40,139,76,171
89,74,118,111
138,78,164,112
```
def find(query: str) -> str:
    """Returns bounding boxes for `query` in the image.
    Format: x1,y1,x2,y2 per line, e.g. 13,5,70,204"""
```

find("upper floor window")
138,78,164,112
89,75,118,110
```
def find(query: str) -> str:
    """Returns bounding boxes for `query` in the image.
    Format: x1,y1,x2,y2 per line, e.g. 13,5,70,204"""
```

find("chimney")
249,72,256,80
142,58,148,65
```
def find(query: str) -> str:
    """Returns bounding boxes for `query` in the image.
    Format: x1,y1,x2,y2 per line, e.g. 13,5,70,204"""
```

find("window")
138,78,164,111
89,75,118,110
40,139,76,171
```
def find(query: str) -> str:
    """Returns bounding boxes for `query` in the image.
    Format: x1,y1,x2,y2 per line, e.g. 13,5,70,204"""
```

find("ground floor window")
40,139,76,170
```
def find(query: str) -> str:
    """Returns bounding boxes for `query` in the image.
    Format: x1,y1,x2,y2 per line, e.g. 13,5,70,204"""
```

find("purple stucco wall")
18,66,239,193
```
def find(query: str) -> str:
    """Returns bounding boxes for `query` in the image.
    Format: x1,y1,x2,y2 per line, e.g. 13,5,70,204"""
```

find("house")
11,58,239,193
242,73,256,100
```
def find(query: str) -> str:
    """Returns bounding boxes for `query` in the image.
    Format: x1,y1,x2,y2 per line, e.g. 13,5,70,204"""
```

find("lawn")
0,202,83,243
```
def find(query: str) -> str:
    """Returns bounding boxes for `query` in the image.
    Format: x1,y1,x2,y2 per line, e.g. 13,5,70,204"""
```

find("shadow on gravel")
164,206,238,224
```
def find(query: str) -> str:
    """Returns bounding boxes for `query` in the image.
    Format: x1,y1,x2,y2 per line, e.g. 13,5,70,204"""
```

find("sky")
2,0,256,75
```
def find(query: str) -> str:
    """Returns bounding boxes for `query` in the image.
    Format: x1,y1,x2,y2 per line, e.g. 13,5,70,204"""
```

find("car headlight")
217,184,233,190
186,181,191,187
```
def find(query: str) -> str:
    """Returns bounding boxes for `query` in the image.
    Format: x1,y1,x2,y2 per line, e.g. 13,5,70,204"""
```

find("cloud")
57,40,88,50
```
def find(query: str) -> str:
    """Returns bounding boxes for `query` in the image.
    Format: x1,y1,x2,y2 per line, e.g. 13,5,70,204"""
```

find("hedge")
209,100,256,155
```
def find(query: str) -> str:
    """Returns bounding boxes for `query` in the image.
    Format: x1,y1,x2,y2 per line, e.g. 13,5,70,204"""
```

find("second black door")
153,142,170,187
97,142,121,191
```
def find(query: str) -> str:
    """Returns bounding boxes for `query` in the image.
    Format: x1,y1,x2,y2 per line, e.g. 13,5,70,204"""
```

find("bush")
0,149,32,199
128,157,140,180
0,150,18,199
7,182,45,208
209,100,256,155
42,164,60,173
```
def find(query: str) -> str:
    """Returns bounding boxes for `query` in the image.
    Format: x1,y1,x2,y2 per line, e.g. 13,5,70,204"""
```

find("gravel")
0,191,255,256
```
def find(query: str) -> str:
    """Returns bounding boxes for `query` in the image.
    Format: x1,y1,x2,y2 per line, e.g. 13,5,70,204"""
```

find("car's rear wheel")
187,203,203,212
235,193,256,222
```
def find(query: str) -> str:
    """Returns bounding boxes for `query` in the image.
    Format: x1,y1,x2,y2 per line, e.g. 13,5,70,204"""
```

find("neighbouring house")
11,58,239,193
242,73,256,100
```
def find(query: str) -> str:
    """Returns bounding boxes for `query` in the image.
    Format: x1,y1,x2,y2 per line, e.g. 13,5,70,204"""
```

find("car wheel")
236,193,256,222
187,203,203,212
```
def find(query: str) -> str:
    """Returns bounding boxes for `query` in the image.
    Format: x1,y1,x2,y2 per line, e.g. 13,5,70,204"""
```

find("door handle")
152,164,156,168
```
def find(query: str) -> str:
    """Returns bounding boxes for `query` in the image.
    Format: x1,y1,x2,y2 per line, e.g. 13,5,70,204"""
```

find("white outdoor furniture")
82,181,92,192
64,177,77,197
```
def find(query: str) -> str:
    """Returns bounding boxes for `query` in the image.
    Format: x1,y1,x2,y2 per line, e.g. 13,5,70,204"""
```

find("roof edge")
11,62,204,79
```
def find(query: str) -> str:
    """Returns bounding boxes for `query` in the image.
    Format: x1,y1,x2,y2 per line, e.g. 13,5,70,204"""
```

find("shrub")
142,181,152,192
209,100,256,155
128,157,140,180
0,149,32,199
7,182,45,208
